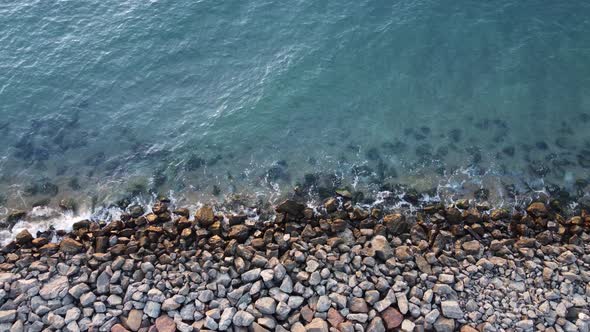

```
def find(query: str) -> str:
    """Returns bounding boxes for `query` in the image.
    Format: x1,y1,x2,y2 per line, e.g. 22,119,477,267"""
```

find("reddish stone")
111,324,130,332
381,307,403,330
155,315,175,332
300,305,315,323
327,307,344,327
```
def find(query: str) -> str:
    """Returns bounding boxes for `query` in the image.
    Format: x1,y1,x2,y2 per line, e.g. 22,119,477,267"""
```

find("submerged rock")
185,155,205,171
6,210,26,223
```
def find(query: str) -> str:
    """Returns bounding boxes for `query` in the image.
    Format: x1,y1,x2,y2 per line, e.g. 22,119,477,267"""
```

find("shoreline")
0,194,589,332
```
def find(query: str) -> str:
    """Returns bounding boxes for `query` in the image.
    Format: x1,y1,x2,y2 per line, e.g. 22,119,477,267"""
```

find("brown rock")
180,228,193,238
111,324,130,332
228,214,247,226
527,202,548,217
173,208,190,218
349,298,369,313
325,198,338,213
445,207,462,224
350,207,369,221
155,315,175,332
209,221,222,235
463,208,481,224
228,225,250,242
39,243,59,255
59,238,84,254
110,244,127,255
151,201,168,214
305,318,329,332
490,209,509,221
275,199,305,216
462,240,481,256
145,213,158,224
394,245,413,261
208,235,225,249
32,237,49,247
327,308,344,327
16,229,33,246
455,199,470,209
251,238,265,250
121,309,143,331
381,307,403,330
383,213,411,235
460,326,478,332
176,217,191,230
72,220,90,231
330,219,347,233
195,205,215,227
95,236,108,253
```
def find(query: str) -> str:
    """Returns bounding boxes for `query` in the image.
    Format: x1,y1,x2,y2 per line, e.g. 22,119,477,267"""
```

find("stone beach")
0,195,589,332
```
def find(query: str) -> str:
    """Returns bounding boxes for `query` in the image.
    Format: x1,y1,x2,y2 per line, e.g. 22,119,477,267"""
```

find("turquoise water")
2,0,590,212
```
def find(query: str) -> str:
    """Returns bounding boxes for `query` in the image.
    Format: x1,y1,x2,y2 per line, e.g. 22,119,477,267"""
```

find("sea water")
1,0,590,224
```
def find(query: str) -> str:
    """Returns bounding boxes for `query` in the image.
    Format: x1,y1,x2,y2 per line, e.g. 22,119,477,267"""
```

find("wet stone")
276,199,305,216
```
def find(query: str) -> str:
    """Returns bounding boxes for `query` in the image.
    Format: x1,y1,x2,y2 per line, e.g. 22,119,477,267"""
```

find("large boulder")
228,225,250,242
15,230,33,246
59,238,84,254
195,205,215,227
383,214,412,235
275,199,305,216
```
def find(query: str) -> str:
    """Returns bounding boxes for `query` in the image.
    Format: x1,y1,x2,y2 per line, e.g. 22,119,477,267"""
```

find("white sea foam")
1,206,91,246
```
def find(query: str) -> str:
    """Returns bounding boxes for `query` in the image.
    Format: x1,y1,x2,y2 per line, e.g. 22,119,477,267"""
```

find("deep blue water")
2,0,590,214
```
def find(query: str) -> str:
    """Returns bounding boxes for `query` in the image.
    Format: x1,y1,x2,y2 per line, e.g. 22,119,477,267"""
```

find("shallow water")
1,0,590,218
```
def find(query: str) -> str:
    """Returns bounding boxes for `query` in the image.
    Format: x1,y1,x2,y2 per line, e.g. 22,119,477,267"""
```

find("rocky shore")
0,194,589,332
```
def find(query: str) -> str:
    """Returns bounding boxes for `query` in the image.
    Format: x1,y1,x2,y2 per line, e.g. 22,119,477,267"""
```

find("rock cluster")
0,197,589,332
